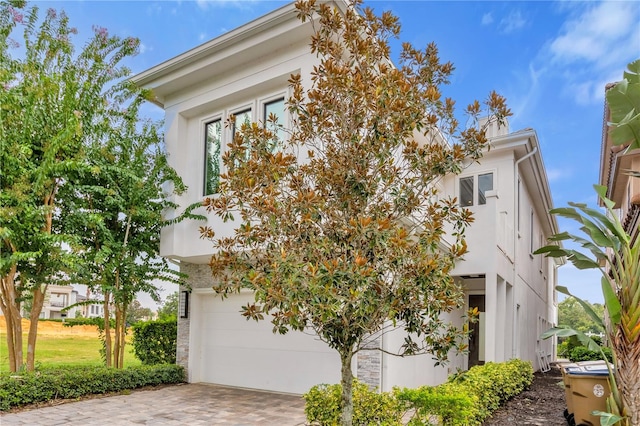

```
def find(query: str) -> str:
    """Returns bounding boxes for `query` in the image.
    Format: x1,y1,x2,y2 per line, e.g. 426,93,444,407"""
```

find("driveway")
0,383,308,425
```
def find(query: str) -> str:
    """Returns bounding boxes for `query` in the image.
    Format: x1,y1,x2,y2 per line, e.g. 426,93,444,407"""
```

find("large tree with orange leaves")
201,1,511,424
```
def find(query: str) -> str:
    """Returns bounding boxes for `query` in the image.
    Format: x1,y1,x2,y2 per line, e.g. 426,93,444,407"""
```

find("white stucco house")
132,0,561,394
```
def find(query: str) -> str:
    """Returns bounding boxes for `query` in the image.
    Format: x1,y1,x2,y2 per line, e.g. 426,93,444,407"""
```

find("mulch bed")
484,367,567,425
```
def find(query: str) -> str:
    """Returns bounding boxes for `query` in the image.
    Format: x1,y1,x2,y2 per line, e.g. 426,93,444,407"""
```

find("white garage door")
194,292,341,394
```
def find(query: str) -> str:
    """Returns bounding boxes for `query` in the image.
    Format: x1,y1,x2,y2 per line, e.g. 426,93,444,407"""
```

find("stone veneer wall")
357,336,382,389
176,262,213,377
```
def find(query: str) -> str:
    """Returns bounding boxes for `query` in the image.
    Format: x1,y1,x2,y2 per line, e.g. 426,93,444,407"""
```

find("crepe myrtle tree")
0,1,140,371
200,1,511,425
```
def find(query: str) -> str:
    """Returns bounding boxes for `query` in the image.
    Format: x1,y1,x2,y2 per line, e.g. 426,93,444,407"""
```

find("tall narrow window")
478,172,493,205
232,109,252,140
529,209,535,255
264,98,285,151
517,178,521,232
204,119,222,195
460,176,474,206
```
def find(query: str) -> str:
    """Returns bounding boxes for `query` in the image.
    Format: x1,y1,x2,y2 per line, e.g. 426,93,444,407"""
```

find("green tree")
59,98,187,368
0,2,139,371
199,1,510,425
126,300,153,325
157,291,179,320
557,298,605,334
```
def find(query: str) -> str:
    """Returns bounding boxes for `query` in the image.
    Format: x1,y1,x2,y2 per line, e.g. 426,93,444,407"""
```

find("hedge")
304,359,534,425
0,364,185,411
131,319,177,365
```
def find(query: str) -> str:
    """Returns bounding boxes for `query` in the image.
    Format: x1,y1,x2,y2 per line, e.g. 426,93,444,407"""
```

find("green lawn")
0,333,140,372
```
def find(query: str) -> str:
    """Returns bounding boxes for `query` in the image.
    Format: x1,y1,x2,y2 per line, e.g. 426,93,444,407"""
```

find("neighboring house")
75,292,106,319
132,0,561,393
599,83,640,242
36,284,79,320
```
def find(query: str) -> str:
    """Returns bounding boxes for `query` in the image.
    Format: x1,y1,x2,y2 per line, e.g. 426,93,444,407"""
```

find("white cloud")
500,10,527,34
199,32,207,42
196,0,257,12
139,43,148,54
550,2,639,69
545,167,572,183
481,12,493,25
544,1,640,106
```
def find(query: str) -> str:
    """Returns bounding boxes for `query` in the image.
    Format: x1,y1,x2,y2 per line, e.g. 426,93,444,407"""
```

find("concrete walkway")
0,383,308,425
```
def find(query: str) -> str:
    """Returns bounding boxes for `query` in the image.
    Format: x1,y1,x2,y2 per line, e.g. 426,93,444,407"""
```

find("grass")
0,332,141,372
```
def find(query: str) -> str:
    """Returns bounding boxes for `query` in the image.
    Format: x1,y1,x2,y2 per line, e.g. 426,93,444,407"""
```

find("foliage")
0,364,185,411
558,298,605,334
0,1,143,372
57,80,187,369
303,359,533,426
199,1,509,424
126,300,154,325
131,319,177,365
605,59,640,150
304,379,404,426
536,185,640,424
569,346,613,363
396,384,476,426
157,291,179,320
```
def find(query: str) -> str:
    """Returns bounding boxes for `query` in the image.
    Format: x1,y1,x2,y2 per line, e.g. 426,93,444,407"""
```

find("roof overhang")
130,1,348,108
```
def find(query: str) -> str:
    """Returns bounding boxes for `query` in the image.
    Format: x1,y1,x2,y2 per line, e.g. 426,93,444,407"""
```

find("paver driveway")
0,383,308,425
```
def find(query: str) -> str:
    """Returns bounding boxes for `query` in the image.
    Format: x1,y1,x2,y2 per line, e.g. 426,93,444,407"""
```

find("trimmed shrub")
304,359,534,425
304,379,404,425
395,383,476,425
397,359,533,425
131,319,177,365
569,346,613,363
0,364,185,411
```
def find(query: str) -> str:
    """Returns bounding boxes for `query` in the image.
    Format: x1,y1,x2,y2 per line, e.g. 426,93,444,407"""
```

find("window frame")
202,114,224,196
458,171,496,207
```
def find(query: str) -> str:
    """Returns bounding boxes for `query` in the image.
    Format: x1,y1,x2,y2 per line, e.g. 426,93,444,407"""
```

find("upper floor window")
459,172,494,206
203,94,287,196
204,119,222,196
264,98,286,150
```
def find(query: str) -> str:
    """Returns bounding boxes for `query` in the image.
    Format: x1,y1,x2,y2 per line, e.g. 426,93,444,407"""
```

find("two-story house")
132,0,561,393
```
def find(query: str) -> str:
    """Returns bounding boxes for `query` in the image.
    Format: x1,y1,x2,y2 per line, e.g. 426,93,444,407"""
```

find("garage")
190,291,342,394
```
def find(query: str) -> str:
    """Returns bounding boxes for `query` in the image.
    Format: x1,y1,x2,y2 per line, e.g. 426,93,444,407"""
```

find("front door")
468,294,485,367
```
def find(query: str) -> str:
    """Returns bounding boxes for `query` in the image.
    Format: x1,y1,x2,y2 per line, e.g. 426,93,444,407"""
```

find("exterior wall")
38,285,79,319
448,132,559,371
177,262,212,378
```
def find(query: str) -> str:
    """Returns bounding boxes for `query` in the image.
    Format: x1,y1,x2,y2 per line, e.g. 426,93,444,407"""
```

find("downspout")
512,146,537,358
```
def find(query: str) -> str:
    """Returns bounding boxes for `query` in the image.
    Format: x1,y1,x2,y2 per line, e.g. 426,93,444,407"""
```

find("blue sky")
30,0,640,307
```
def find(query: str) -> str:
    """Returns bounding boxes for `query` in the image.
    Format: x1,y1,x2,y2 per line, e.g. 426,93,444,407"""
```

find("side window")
460,176,474,206
459,172,494,207
264,98,286,151
529,209,535,255
478,172,493,205
204,119,222,196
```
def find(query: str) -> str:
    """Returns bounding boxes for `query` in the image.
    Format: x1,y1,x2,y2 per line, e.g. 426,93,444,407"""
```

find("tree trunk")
340,351,354,426
617,347,640,425
103,292,112,367
26,284,47,371
113,304,126,368
118,305,127,368
0,266,24,371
